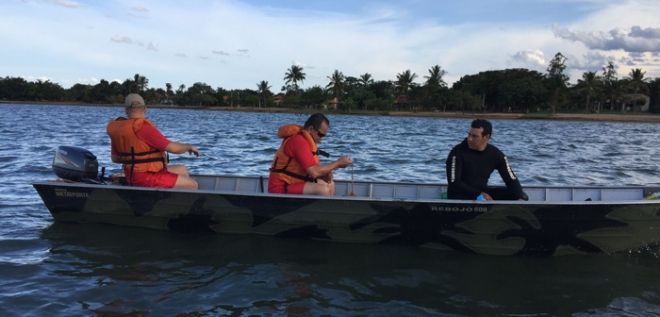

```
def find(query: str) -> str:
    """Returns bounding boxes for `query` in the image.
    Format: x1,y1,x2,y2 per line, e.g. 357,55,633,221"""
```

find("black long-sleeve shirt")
445,139,524,200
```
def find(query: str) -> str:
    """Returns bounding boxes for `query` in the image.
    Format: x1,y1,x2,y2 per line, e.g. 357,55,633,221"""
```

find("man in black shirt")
445,119,527,200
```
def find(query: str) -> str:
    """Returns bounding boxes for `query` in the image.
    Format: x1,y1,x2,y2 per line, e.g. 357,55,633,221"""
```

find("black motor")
52,146,99,181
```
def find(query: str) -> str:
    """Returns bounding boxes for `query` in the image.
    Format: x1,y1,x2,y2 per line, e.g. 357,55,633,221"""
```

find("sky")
2,0,660,91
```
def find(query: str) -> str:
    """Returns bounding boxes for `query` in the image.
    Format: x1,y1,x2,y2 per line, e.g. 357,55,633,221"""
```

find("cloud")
629,26,660,39
554,25,660,53
131,6,149,13
571,51,616,72
50,0,79,8
175,53,187,58
212,50,230,56
511,49,546,69
236,49,250,57
110,36,132,44
110,36,158,52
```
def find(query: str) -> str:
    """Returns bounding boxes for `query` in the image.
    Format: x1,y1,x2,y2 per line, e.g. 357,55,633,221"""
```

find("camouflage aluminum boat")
33,174,660,256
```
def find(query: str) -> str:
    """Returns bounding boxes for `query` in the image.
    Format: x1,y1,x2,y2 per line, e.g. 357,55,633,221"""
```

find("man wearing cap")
107,93,200,189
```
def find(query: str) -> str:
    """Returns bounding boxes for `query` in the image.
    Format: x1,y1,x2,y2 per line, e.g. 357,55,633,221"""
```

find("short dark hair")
471,119,492,136
304,113,329,130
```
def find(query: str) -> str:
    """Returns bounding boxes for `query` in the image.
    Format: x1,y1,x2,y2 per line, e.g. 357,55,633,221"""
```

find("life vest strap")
115,149,162,156
269,168,316,183
116,157,165,164
314,149,330,158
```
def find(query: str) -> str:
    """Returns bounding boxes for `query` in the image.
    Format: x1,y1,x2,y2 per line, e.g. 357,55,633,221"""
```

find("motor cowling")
52,146,99,181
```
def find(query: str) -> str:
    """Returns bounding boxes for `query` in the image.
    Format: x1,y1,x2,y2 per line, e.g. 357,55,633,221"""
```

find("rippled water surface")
1,104,660,316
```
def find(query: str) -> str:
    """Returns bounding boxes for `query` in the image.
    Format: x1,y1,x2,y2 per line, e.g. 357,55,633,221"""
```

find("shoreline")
2,100,660,123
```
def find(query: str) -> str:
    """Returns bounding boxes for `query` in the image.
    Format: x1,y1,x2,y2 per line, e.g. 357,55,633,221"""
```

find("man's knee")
304,182,332,196
167,164,190,176
174,175,198,189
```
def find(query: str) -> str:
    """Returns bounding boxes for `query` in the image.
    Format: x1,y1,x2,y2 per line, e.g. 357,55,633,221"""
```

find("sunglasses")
316,128,327,138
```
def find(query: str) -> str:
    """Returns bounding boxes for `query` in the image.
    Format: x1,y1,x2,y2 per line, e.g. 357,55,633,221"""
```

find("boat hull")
33,180,660,256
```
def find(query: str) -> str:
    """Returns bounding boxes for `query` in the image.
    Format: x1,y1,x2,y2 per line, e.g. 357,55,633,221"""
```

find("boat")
33,146,660,256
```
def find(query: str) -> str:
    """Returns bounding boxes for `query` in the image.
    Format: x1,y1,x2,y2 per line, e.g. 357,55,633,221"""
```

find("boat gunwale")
32,176,660,206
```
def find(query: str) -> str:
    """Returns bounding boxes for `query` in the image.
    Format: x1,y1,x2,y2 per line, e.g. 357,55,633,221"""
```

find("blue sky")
2,0,659,90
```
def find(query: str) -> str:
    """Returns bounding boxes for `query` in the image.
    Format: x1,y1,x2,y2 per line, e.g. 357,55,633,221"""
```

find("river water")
1,103,660,316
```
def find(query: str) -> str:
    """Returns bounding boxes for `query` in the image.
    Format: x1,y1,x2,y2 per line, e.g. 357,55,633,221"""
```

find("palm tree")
359,73,374,87
424,65,447,88
283,64,306,93
165,83,173,104
395,69,417,94
576,71,600,113
257,80,271,108
395,69,417,110
424,65,447,110
601,61,619,111
627,68,649,94
326,70,345,98
133,73,148,93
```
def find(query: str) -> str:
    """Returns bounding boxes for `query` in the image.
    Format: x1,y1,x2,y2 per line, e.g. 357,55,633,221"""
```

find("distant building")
273,94,285,106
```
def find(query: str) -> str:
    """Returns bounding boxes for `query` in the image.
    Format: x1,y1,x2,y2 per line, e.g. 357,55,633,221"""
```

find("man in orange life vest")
269,113,352,196
107,93,200,189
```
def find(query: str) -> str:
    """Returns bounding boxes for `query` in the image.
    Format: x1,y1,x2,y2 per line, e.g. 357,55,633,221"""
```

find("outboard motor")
52,146,99,182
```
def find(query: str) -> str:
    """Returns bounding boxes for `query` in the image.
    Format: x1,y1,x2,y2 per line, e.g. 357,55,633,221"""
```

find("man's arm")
446,149,482,199
287,136,351,179
165,142,200,156
496,154,525,199
306,156,352,178
136,124,200,156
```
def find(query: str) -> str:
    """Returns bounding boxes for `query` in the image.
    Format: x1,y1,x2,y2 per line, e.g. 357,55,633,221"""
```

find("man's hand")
188,145,200,157
335,155,352,168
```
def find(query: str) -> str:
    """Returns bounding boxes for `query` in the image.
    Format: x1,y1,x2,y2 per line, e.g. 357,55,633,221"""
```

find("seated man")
107,93,200,189
445,119,527,200
268,113,352,196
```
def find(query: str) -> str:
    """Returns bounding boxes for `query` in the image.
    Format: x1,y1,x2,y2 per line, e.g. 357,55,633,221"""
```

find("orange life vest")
269,124,320,184
106,118,166,173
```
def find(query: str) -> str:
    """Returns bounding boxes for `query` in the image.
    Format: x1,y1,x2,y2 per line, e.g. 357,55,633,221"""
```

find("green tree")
165,83,173,104
575,71,601,113
424,65,447,110
359,73,374,87
601,61,619,111
626,68,649,94
546,52,569,113
395,69,417,110
300,86,326,108
132,73,148,93
283,64,306,93
424,65,447,88
257,80,271,108
326,69,345,99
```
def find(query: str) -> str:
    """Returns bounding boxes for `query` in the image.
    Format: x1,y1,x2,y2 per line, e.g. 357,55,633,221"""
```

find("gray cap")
124,93,146,108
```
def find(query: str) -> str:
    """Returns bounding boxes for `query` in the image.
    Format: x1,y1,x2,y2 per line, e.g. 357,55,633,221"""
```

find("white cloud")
212,50,230,56
2,0,660,89
50,0,79,9
511,49,547,70
554,26,660,53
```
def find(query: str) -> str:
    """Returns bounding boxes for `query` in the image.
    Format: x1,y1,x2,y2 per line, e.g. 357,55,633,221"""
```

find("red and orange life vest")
269,124,319,184
106,118,166,173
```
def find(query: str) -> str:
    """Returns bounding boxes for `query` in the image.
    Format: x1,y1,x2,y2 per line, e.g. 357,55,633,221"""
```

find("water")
1,103,660,316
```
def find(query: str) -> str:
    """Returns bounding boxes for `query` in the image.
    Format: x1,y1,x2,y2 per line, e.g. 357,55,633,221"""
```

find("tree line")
1,52,659,113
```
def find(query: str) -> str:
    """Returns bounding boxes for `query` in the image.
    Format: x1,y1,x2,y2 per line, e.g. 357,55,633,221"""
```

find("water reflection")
29,223,660,316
